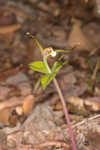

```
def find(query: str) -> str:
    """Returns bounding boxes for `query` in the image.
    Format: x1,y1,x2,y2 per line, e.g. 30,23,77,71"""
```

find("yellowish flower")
44,47,56,57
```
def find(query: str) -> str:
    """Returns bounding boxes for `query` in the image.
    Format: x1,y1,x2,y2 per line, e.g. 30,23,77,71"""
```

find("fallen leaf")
67,18,93,51
0,97,22,111
0,24,21,34
67,96,100,116
85,97,100,112
22,95,35,116
0,108,13,125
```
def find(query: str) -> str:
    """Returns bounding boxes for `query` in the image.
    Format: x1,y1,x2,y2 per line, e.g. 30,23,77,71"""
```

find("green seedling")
87,56,100,93
27,32,77,150
87,56,94,73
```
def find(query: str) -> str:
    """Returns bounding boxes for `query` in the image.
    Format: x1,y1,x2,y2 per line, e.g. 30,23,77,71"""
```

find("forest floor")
0,0,100,150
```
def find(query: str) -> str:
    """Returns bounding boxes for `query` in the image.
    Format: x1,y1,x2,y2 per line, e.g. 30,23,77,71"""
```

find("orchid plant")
27,32,77,150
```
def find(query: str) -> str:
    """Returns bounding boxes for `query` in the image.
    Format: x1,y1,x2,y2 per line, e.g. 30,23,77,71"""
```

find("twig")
16,141,69,150
34,141,69,149
73,114,100,128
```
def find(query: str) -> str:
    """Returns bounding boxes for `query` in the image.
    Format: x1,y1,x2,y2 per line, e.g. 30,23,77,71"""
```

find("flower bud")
44,47,56,57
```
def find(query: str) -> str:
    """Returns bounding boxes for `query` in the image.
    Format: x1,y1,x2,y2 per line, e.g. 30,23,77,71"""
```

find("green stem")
43,56,77,150
43,56,51,73
35,39,44,55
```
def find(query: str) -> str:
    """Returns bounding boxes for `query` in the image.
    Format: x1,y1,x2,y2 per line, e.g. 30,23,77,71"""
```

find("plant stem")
43,56,77,150
53,78,77,150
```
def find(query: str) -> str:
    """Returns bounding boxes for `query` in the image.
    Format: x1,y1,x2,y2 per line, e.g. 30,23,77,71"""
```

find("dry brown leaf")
22,95,35,116
0,97,22,111
85,97,100,112
0,108,12,125
0,95,35,125
67,97,90,116
0,24,21,34
67,97,100,116
67,18,93,51
54,101,63,111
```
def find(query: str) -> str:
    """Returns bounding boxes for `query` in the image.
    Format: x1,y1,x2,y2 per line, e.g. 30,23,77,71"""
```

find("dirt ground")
0,0,100,150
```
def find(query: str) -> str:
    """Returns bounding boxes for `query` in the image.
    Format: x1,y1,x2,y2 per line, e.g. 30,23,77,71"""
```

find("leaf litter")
0,0,100,150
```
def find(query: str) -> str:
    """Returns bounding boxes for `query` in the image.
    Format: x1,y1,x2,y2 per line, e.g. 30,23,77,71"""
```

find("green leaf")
41,72,56,89
29,61,48,73
87,78,93,92
52,61,67,73
55,49,70,53
34,78,41,93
